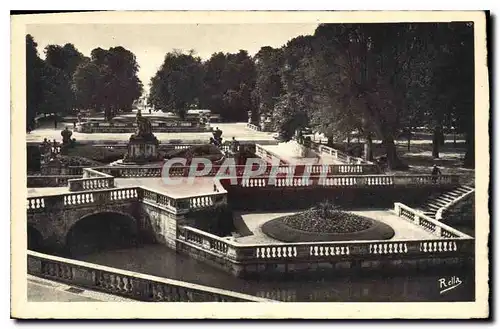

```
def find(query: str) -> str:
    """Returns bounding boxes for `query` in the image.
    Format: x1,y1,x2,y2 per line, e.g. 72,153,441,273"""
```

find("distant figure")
431,164,442,183
73,121,76,129
54,116,58,129
213,184,218,192
231,137,240,153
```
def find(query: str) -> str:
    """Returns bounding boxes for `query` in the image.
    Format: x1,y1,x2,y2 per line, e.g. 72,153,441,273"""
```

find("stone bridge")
27,185,228,254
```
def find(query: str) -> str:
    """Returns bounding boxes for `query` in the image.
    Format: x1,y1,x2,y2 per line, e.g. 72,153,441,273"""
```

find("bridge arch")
65,211,139,257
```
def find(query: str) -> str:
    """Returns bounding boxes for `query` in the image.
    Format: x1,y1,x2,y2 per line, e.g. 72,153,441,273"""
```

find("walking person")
431,164,442,184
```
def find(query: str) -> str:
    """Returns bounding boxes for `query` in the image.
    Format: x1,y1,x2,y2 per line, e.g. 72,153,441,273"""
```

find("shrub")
65,145,125,164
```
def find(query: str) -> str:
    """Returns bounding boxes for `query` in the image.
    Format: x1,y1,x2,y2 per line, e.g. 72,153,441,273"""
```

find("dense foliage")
28,23,475,169
26,35,143,125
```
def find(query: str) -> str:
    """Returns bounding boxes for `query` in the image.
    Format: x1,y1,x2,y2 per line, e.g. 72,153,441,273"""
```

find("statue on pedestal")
61,127,73,145
123,110,160,164
133,110,154,139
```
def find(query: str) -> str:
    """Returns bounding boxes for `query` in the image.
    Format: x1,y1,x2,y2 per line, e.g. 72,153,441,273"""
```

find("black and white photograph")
10,10,489,319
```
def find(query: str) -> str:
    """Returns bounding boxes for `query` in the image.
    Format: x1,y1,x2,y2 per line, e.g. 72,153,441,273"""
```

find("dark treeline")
147,23,474,169
26,34,143,125
27,22,474,168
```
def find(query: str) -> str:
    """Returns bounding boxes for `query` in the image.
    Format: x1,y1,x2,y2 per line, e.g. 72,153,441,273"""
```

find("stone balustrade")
68,168,115,192
247,123,262,131
177,225,474,275
140,187,179,213
27,175,81,188
27,250,272,302
77,121,209,133
94,166,163,178
255,144,289,165
235,174,460,188
27,187,139,212
318,144,371,165
394,202,471,239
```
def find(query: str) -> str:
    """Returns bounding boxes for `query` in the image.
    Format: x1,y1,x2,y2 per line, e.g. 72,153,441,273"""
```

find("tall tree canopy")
26,34,44,129
200,50,256,122
148,50,203,119
73,46,143,120
252,46,285,121
255,23,475,169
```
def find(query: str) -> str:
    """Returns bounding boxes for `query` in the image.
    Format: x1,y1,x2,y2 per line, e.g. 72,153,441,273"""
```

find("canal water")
76,244,475,302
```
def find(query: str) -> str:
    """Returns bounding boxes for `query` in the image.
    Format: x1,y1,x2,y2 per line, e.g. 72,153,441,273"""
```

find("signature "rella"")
438,276,463,294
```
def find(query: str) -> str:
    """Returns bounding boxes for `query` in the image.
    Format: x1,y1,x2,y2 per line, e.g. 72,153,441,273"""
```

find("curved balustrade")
28,251,271,302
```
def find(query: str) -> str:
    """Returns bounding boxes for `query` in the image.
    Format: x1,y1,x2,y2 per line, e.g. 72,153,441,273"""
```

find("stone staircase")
420,185,475,219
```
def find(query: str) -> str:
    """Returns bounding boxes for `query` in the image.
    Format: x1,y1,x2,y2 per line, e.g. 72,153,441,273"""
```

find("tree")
148,51,203,119
73,46,143,120
26,34,44,130
252,46,284,123
301,23,443,169
200,50,256,122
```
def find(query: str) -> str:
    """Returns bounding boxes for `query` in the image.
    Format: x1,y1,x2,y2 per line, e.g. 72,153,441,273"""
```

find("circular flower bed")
261,203,395,242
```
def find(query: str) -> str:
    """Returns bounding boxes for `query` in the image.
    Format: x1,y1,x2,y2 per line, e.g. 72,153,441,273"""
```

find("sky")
27,23,318,92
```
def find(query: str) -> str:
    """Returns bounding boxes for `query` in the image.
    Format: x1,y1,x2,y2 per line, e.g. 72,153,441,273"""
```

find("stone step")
425,204,442,210
435,196,454,203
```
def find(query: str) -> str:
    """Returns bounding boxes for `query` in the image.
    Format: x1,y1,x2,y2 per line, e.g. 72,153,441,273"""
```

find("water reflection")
77,244,474,302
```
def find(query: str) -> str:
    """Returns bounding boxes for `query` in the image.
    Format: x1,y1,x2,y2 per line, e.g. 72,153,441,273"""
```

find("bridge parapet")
68,168,115,192
27,187,140,213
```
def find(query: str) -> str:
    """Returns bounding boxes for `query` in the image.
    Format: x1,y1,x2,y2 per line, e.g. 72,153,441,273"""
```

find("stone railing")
27,187,139,212
140,187,180,213
235,174,460,188
247,123,262,131
435,189,475,221
255,144,289,165
76,121,209,133
94,166,163,178
68,168,115,192
318,144,372,165
177,225,474,265
27,250,272,302
27,175,81,188
299,163,381,175
394,202,472,239
165,163,293,178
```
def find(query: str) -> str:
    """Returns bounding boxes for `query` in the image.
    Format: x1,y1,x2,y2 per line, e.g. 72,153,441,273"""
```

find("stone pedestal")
123,135,161,164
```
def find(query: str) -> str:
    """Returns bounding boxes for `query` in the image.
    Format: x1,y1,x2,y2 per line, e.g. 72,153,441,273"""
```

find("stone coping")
28,250,274,302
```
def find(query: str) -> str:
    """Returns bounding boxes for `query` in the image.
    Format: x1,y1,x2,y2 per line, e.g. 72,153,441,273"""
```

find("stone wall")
140,202,182,249
222,185,456,211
